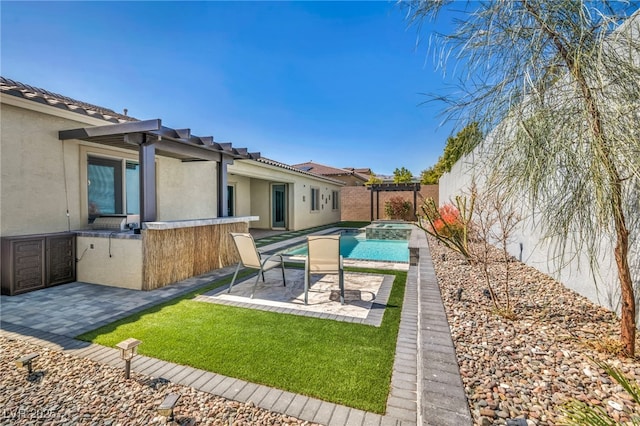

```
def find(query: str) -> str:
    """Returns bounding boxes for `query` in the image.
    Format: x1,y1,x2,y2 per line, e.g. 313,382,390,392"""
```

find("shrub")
419,196,474,259
384,196,414,221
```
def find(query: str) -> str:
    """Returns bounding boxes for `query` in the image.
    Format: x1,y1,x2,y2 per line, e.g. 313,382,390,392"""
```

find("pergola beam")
154,139,223,162
59,119,161,140
58,118,261,223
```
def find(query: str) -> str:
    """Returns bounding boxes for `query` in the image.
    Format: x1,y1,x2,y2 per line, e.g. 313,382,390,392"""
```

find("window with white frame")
332,190,339,210
87,155,140,222
311,187,320,211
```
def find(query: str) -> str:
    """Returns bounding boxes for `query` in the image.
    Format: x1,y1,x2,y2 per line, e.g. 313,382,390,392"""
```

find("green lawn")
77,267,405,413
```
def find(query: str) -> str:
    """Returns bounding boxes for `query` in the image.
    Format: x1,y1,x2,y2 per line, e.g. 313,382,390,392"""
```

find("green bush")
384,196,414,221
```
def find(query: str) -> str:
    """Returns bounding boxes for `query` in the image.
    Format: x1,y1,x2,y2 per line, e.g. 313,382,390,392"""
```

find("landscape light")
158,393,181,422
15,353,39,376
115,338,141,379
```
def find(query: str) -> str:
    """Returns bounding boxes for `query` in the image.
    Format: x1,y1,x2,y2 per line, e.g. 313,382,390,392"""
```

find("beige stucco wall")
1,96,223,237
157,160,217,221
2,94,341,239
228,174,251,217
76,236,143,289
228,160,343,231
250,179,271,229
291,178,341,229
1,101,96,236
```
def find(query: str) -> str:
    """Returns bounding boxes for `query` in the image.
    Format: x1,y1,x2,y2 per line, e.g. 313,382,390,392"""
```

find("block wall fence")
340,185,439,222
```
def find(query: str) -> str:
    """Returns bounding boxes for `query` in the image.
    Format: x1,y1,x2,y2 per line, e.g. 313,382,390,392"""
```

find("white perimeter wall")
440,151,638,324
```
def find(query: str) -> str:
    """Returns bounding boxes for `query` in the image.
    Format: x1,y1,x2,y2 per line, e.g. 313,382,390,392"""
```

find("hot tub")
365,221,414,240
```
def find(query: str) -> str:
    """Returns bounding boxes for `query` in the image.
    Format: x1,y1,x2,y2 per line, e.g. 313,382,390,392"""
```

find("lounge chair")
304,235,344,305
228,232,286,298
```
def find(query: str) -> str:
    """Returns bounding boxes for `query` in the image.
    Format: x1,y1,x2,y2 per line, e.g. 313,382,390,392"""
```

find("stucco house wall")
0,97,225,237
2,91,343,238
248,179,271,229
1,99,103,236
157,159,218,221
228,174,252,217
2,78,346,293
228,159,343,231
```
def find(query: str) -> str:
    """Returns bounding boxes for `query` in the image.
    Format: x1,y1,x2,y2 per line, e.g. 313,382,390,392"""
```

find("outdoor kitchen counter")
76,216,259,291
143,216,258,230
140,216,259,290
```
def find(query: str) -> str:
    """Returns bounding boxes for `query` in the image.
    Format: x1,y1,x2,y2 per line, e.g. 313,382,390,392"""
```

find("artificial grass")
77,267,405,413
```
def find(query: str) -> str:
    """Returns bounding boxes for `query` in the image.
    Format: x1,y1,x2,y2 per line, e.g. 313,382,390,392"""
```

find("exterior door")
227,185,234,216
272,184,286,229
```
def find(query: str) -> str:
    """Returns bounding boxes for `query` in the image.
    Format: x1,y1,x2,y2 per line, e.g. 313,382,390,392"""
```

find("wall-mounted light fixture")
116,338,141,379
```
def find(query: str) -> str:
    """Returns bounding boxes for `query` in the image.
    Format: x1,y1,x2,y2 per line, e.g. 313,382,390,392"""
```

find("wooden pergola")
367,182,421,221
59,119,259,222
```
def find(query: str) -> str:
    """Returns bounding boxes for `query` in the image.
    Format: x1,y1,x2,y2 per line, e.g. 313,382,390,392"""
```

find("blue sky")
2,1,458,176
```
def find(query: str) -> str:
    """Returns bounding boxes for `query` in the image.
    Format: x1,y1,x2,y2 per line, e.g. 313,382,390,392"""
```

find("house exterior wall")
249,179,271,229
292,180,341,229
76,236,143,289
228,160,342,231
1,101,95,236
340,185,439,222
0,97,224,238
228,174,251,217
157,160,217,221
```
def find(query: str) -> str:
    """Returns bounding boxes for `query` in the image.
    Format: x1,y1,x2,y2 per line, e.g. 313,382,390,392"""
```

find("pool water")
287,234,409,263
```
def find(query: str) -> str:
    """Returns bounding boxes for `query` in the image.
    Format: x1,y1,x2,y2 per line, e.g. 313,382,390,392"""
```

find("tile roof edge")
0,76,138,123
253,158,346,185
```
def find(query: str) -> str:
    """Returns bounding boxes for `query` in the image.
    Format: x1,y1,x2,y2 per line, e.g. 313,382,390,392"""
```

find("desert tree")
420,122,483,184
365,173,383,185
393,166,414,183
403,1,640,355
469,180,522,319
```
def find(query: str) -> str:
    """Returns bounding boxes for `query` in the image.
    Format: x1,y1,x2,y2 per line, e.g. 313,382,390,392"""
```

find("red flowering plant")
419,195,474,259
384,196,414,221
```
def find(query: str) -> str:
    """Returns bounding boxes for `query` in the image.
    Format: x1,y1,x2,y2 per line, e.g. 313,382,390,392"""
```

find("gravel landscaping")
0,336,319,426
428,236,640,425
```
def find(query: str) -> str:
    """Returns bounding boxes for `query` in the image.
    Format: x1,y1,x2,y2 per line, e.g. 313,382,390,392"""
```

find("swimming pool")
286,233,409,263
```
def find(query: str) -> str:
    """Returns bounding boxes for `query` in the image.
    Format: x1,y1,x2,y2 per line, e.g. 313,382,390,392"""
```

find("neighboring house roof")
344,167,373,176
255,158,345,186
292,161,370,182
1,77,137,124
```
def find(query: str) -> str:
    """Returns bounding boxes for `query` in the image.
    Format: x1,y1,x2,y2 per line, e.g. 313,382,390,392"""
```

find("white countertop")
142,216,259,230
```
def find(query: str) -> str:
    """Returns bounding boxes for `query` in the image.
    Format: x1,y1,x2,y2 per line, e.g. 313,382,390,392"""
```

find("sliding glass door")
87,156,139,222
272,184,286,229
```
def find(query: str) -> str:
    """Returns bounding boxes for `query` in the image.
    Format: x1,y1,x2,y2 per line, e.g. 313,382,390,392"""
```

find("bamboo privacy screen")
142,222,246,290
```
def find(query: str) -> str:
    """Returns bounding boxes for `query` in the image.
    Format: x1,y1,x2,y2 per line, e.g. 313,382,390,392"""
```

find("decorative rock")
428,236,640,426
0,336,318,425
479,408,496,417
